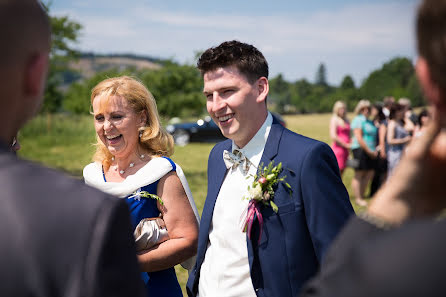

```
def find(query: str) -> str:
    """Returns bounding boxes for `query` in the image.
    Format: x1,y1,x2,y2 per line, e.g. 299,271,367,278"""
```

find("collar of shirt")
231,112,273,170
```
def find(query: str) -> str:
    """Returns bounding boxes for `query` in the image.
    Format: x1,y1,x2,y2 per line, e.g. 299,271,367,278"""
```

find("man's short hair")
0,0,51,67
417,0,446,90
197,40,269,84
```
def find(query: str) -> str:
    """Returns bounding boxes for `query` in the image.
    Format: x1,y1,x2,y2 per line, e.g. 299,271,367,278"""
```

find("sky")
52,0,419,86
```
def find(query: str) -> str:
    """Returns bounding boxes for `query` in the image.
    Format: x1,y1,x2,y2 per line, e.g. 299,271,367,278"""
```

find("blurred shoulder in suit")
0,1,144,296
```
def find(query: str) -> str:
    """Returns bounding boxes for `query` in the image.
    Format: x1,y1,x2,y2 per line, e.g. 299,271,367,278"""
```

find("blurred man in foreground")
0,1,144,296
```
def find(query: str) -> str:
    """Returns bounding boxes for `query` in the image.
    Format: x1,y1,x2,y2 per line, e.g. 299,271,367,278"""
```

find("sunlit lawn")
19,112,366,296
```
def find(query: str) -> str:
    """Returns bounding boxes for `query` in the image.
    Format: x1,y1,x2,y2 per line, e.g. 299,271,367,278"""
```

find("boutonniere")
128,189,163,204
240,161,291,242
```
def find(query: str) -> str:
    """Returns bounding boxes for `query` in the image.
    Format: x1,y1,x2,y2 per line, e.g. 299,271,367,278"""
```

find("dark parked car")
166,113,286,146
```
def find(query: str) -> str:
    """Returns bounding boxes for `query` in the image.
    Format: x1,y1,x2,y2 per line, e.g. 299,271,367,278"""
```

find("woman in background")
329,100,351,176
387,103,412,177
414,108,430,138
350,100,377,206
83,76,199,297
369,103,388,196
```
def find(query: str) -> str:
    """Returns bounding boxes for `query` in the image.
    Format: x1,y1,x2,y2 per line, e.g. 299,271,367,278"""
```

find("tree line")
44,10,424,119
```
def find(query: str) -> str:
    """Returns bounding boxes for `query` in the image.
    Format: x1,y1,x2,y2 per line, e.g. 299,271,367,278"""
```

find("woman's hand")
366,149,378,159
354,127,376,158
403,135,413,144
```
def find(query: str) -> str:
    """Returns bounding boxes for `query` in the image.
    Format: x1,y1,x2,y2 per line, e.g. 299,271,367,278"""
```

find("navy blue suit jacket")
187,118,354,297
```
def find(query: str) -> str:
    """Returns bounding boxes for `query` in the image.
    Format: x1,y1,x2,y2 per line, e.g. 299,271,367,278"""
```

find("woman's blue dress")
104,157,182,297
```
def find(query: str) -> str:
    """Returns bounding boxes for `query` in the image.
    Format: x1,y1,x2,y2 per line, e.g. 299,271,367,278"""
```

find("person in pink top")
330,101,351,176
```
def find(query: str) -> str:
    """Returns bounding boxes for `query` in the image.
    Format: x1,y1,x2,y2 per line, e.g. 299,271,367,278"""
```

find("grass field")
18,112,366,296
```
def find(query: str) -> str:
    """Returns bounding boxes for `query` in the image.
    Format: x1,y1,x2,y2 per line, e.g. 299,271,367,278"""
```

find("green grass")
18,112,367,296
19,113,97,175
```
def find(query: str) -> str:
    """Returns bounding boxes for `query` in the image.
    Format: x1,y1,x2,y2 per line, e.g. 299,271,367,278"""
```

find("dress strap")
162,156,176,171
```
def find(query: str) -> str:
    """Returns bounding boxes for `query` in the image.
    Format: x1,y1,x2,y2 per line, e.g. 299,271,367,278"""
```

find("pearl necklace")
112,154,145,174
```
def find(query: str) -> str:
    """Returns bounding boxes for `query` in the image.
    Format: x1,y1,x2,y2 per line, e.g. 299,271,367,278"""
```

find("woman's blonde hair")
332,100,347,118
90,76,174,169
354,99,371,115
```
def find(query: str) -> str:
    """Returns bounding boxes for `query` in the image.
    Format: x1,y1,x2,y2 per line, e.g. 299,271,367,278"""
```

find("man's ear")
256,77,269,103
24,53,48,96
416,57,441,107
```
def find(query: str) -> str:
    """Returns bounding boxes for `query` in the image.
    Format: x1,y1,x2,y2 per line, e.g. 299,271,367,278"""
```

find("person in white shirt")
186,40,354,297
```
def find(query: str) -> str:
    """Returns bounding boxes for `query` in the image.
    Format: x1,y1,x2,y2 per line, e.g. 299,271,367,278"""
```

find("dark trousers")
369,153,387,197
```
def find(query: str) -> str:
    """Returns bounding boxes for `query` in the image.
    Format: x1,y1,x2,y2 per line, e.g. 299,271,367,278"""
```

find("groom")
187,40,354,297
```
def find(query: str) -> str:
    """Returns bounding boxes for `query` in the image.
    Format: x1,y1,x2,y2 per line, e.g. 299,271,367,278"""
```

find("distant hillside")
67,52,163,81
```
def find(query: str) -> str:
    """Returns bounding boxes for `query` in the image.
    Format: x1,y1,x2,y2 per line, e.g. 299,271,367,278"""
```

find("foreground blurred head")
90,76,173,169
416,0,446,162
416,0,446,111
0,0,51,145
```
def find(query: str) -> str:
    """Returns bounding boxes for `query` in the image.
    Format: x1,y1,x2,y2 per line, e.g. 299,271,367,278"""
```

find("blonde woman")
329,101,351,176
83,76,199,297
350,100,378,206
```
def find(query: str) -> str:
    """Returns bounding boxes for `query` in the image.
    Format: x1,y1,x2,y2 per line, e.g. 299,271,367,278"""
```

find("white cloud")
53,1,417,84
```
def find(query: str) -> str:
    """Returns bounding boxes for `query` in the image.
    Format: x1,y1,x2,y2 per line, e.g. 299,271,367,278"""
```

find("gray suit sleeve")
82,197,145,297
300,217,446,297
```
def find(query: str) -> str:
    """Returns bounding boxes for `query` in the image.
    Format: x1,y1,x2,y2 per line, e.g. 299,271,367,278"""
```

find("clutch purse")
346,158,360,169
134,217,196,272
134,217,170,251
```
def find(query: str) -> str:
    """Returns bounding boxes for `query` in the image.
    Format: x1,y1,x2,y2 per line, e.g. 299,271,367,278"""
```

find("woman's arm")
378,124,387,159
354,127,376,158
137,172,199,272
387,120,412,145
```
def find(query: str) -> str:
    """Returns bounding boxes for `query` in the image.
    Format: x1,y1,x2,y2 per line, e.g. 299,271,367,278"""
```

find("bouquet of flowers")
240,161,291,242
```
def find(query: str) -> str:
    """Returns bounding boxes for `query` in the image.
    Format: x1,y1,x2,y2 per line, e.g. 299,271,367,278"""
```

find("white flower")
128,188,142,201
249,183,263,200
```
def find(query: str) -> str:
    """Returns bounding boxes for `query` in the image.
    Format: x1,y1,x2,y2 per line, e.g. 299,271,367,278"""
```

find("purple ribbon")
244,200,264,243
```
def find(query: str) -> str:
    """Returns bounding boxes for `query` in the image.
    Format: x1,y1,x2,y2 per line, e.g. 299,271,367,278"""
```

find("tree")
340,75,355,89
292,79,313,113
63,69,130,114
269,74,292,113
360,57,415,102
42,4,82,112
315,63,328,87
139,63,204,118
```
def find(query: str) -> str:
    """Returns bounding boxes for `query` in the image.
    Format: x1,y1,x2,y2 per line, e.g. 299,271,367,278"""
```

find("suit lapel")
259,119,283,167
247,119,285,270
195,140,231,268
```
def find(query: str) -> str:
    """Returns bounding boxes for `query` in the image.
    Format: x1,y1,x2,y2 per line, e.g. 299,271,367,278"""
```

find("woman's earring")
139,131,143,139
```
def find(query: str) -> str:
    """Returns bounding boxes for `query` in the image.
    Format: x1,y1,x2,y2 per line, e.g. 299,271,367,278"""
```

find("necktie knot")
223,149,250,174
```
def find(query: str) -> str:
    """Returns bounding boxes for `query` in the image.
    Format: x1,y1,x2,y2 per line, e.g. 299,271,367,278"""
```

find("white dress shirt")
198,112,273,297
